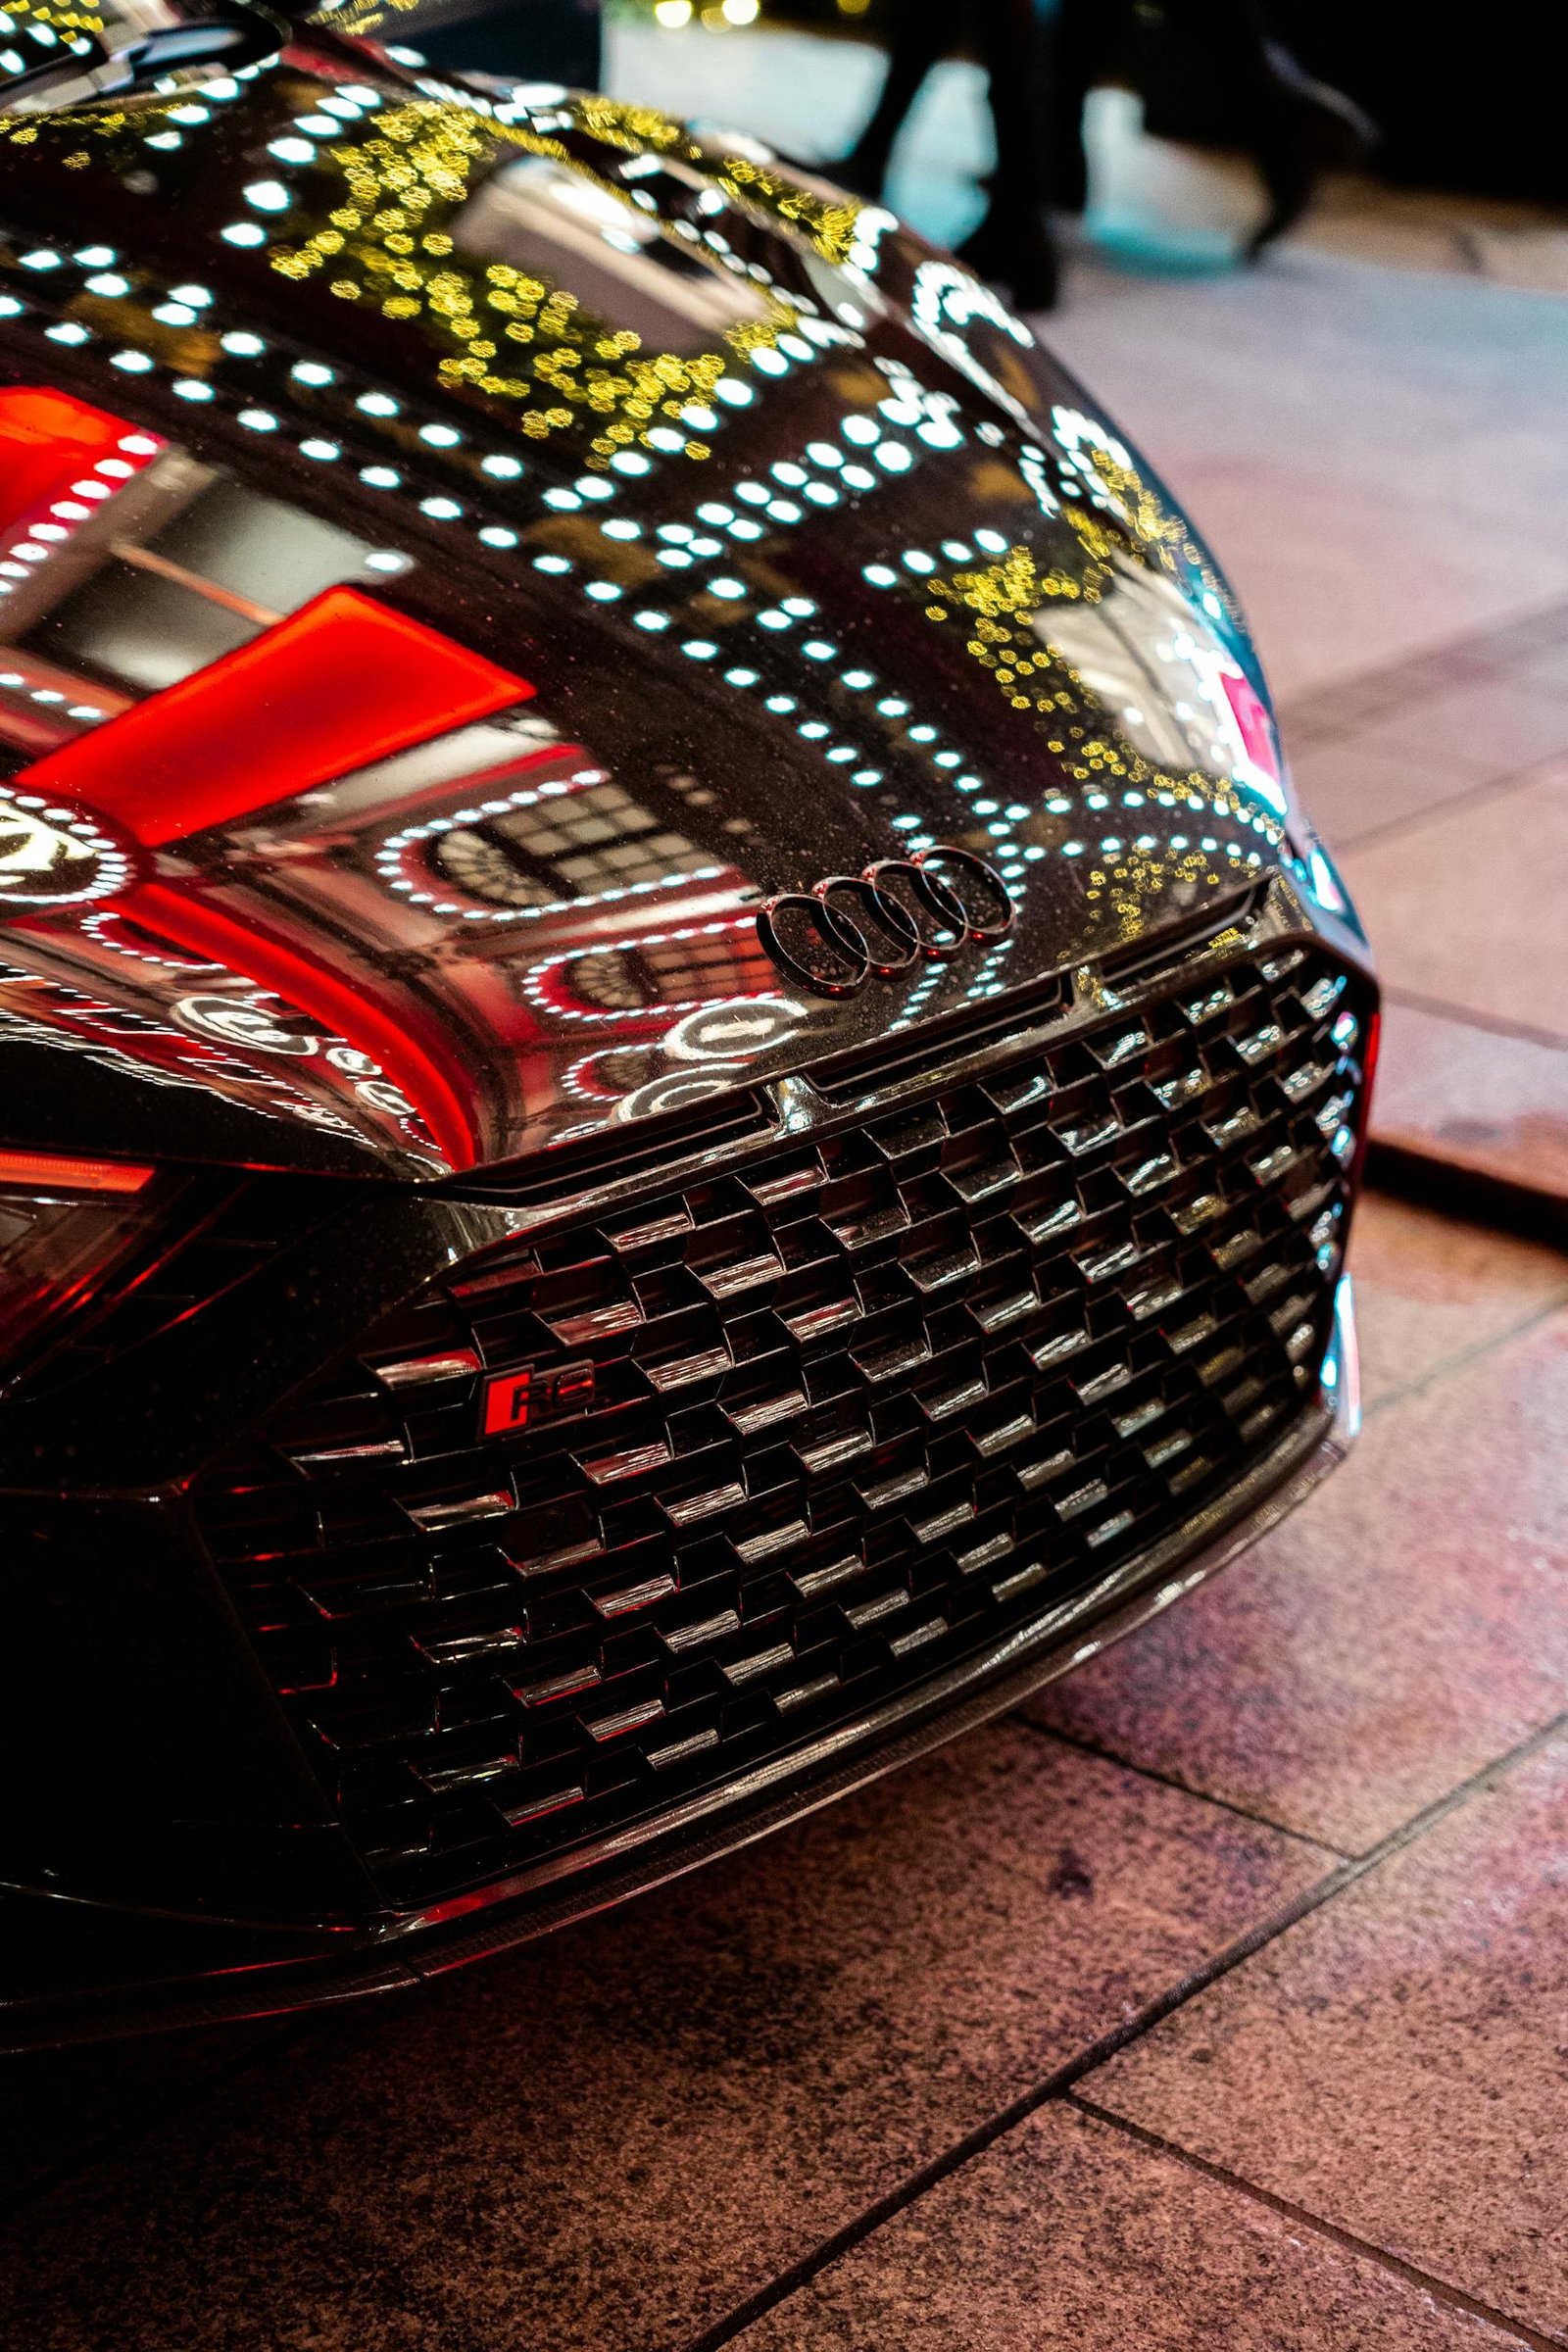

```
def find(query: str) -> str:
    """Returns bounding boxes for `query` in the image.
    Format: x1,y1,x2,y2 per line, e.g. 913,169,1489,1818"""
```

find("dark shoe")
956,205,1059,312
1248,45,1378,255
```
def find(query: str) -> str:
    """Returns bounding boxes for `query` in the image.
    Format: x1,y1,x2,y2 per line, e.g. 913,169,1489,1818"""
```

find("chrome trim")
445,876,1331,1240
756,845,1012,1000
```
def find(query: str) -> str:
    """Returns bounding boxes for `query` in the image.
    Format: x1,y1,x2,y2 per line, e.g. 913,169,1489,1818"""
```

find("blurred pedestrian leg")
1050,0,1374,255
839,0,1058,308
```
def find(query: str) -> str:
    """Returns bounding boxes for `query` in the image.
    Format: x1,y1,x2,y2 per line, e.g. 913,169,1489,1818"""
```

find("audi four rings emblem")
757,847,1015,1000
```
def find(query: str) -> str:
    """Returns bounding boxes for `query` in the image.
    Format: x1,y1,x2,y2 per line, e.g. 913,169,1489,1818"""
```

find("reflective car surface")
0,0,1374,2043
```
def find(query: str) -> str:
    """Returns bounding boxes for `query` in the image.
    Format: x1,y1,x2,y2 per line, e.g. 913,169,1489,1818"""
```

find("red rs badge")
481,1360,595,1439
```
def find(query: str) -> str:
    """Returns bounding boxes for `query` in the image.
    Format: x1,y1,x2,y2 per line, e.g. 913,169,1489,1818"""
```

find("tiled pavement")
4,1192,1568,2351
1276,605,1568,1211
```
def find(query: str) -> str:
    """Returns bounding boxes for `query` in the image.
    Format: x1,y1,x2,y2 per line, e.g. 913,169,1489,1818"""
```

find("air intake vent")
194,938,1370,1910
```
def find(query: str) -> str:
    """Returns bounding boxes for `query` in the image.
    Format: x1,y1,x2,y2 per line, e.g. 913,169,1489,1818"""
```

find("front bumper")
0,1273,1358,2054
0,892,1374,2047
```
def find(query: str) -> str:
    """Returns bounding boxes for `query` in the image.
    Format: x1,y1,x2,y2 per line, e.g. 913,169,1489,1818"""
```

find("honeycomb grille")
195,939,1369,1909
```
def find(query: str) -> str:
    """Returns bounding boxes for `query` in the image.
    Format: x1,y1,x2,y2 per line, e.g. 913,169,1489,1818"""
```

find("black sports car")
0,0,1374,2043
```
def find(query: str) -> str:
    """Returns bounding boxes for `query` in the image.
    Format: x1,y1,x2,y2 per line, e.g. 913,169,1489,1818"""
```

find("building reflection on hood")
0,62,1326,1178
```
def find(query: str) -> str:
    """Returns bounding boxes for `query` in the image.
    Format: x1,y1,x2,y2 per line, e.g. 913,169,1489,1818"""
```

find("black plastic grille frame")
195,938,1370,1910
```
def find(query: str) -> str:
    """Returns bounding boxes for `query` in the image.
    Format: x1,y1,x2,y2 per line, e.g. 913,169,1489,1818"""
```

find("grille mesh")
195,938,1369,1908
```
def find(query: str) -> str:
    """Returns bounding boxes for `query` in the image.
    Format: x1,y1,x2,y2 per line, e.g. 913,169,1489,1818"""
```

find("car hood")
0,34,1336,1181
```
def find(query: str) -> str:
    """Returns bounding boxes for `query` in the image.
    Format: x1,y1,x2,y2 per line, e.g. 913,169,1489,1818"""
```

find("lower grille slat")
194,937,1370,1907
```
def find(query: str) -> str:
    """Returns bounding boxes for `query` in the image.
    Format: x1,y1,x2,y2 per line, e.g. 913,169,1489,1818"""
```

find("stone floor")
1281,618,1568,1210
3,1193,1567,2350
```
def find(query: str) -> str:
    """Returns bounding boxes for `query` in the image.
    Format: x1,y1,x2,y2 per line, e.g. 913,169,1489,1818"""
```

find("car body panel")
0,43,1364,1181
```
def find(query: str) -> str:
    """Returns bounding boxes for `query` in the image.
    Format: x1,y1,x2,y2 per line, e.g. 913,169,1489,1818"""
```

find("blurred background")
424,0,1568,274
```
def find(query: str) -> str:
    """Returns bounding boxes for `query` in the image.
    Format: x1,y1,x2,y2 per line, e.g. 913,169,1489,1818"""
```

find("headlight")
0,1148,161,1370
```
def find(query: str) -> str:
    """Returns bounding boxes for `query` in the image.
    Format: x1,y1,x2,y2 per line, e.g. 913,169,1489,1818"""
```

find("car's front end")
0,3,1374,2043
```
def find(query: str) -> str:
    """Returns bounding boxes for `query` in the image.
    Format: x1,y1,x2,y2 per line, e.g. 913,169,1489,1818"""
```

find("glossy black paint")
0,28,1365,1181
0,10,1375,2041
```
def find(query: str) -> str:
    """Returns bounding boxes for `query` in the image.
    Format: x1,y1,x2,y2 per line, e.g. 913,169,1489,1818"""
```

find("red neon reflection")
1220,667,1281,785
126,882,480,1172
1350,1004,1381,1192
0,385,158,535
20,586,534,847
0,1147,154,1194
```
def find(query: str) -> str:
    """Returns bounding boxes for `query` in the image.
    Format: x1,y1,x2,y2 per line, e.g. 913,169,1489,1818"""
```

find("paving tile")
1164,452,1540,711
1087,1732,1568,2342
1346,1192,1568,1410
1372,1000,1568,1206
1506,637,1568,703
735,2101,1534,2352
0,1724,1324,2352
1277,611,1568,757
1341,677,1568,784
1339,765,1568,1040
0,2024,274,2209
1489,603,1568,661
1278,675,1422,751
1043,255,1568,706
1464,226,1568,298
1026,1303,1568,1854
1287,732,1488,850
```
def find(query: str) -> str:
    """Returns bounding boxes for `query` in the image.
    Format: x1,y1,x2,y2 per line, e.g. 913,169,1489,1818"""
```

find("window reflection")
552,923,775,1018
428,774,714,910
1042,549,1286,814
453,155,776,354
18,457,400,696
